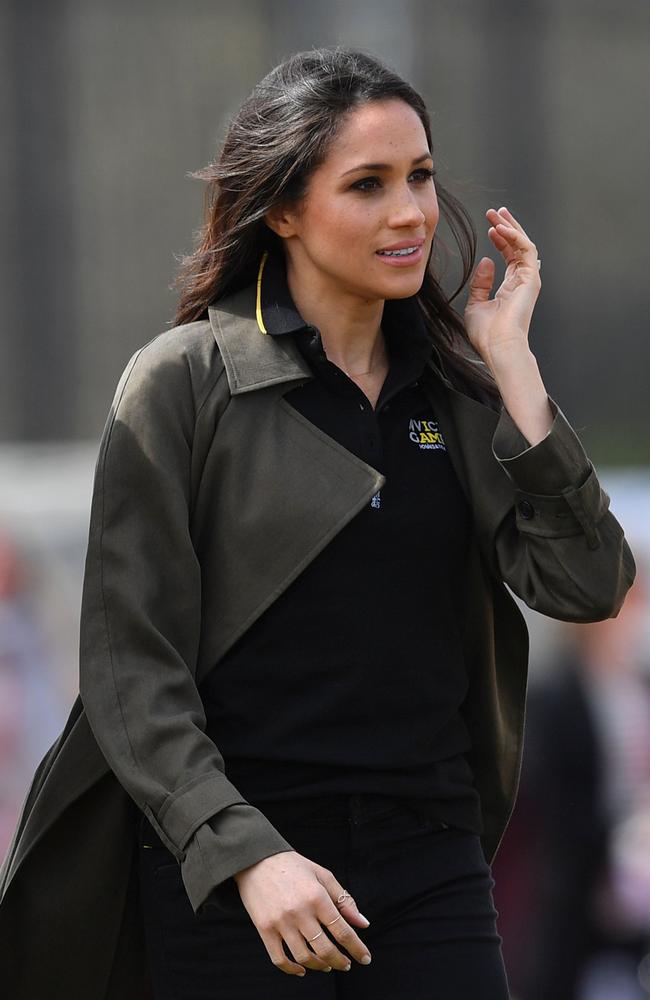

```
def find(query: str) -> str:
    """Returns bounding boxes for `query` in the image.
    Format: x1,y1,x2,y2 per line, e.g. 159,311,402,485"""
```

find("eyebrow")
341,152,433,177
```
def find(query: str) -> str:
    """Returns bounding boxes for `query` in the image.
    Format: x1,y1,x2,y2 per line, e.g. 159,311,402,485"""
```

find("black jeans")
138,794,510,999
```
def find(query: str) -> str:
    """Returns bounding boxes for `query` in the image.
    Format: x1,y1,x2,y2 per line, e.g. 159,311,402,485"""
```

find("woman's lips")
375,245,424,267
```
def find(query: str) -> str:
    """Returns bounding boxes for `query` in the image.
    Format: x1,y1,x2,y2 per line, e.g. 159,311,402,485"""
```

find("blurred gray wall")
1,0,648,462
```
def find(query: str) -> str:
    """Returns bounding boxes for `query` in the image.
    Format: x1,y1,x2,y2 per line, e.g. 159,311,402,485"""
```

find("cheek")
311,204,376,251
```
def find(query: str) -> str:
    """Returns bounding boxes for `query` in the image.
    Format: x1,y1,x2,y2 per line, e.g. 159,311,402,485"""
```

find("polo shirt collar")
257,248,437,370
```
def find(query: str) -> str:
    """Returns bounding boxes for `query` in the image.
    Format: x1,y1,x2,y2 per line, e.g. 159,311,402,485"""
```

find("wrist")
483,340,536,381
488,345,553,446
233,864,255,885
489,345,546,404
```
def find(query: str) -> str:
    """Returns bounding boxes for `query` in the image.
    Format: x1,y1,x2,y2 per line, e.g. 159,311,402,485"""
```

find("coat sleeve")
78,337,294,916
489,395,636,621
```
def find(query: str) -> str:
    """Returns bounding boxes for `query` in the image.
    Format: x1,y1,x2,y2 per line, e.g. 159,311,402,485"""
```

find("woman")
0,47,635,999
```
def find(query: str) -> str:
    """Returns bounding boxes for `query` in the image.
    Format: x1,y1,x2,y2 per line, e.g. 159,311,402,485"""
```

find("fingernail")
344,963,352,972
361,954,372,965
358,912,370,926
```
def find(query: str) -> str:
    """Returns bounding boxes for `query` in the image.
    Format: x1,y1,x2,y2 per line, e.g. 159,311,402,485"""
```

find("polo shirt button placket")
517,499,535,520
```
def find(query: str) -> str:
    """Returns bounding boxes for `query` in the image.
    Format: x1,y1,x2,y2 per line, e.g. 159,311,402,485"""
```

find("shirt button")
359,402,365,411
517,499,535,520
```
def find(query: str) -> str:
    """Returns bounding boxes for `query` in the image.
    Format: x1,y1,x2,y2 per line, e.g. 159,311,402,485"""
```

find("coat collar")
209,282,311,395
208,251,455,396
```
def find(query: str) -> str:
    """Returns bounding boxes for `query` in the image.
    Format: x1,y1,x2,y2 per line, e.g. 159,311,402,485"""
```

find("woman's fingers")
234,850,371,977
494,224,535,264
314,864,369,924
313,868,372,965
258,904,367,977
282,925,336,973
486,205,538,269
291,917,357,972
261,928,310,977
492,205,529,239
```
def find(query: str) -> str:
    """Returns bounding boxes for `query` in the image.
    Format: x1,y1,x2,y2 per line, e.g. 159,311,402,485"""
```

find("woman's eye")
410,167,436,183
352,176,381,192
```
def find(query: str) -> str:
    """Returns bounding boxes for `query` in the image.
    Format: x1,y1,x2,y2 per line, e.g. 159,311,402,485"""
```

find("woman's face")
270,98,439,305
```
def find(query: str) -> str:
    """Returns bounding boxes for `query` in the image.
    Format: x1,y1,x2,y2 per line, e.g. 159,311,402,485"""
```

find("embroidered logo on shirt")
370,490,382,509
408,418,446,450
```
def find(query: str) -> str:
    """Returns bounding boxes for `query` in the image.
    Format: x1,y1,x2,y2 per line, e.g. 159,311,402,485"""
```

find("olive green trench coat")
0,281,635,998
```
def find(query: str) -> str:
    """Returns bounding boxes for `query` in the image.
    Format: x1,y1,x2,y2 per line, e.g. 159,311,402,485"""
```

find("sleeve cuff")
492,395,611,550
180,803,295,914
492,395,592,494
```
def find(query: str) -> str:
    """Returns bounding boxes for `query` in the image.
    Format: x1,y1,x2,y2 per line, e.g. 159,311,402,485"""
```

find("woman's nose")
387,190,427,228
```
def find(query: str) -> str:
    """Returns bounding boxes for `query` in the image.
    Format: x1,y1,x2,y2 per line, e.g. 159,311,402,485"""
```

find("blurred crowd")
495,572,650,999
0,532,64,853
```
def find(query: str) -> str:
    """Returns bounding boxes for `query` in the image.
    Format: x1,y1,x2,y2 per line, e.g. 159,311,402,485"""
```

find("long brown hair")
175,47,498,403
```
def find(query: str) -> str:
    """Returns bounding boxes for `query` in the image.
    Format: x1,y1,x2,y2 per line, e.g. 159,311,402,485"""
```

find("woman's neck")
286,263,387,377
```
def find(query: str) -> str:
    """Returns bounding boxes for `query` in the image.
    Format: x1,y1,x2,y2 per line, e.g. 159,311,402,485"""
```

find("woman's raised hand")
463,205,542,372
233,850,372,976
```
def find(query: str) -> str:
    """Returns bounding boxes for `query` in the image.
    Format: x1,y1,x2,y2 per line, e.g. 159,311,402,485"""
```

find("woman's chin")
333,266,426,304
374,271,426,300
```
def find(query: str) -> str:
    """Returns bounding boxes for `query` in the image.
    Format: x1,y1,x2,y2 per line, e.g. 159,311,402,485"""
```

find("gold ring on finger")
325,914,342,926
336,890,352,906
307,930,323,942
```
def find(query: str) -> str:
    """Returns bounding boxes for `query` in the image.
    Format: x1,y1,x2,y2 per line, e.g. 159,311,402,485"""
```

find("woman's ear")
264,202,298,239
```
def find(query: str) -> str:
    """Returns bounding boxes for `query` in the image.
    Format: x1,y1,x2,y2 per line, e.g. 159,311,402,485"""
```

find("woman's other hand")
233,850,372,976
463,205,542,371
463,205,553,445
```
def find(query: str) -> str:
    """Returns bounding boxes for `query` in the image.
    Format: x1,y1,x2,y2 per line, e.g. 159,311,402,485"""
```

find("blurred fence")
0,0,648,461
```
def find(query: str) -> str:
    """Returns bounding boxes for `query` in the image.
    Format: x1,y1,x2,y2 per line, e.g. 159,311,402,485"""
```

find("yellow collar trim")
255,251,269,334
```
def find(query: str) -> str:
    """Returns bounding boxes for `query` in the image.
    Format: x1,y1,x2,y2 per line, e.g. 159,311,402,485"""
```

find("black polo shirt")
201,252,483,834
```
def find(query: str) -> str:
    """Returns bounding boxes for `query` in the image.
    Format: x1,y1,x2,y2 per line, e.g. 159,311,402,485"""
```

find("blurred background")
0,1,648,996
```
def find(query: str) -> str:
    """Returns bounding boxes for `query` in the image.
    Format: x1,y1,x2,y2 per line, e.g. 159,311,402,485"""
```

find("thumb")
466,257,494,305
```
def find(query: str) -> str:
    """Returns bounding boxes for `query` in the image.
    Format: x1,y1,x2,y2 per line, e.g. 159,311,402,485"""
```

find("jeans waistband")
247,793,448,828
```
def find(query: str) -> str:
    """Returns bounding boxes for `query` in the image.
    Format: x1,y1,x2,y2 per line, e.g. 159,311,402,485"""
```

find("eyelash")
351,168,437,193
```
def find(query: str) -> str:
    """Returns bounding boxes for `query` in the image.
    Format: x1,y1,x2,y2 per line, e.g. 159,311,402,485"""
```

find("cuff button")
517,499,535,520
